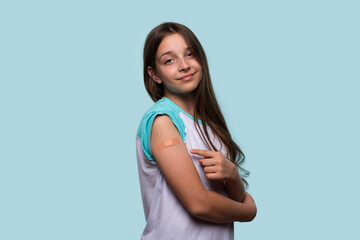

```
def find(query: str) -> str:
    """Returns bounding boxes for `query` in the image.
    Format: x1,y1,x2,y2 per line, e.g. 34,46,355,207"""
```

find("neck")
164,93,197,118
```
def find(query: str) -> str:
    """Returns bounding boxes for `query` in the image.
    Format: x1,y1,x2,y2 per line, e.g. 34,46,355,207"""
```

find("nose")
178,57,190,72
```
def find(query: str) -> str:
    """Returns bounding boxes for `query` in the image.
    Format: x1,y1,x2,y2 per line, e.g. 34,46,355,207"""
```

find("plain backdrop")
1,0,359,239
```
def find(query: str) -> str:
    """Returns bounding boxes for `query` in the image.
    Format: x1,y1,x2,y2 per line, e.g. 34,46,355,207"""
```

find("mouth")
179,73,195,81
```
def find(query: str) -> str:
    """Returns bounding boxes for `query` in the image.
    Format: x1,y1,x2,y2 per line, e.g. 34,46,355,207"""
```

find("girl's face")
148,33,202,98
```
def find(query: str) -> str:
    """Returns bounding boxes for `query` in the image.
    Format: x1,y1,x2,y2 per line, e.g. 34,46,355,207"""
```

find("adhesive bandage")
157,138,180,150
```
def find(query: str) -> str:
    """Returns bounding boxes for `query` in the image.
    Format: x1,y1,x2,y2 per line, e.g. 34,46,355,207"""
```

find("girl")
136,22,256,240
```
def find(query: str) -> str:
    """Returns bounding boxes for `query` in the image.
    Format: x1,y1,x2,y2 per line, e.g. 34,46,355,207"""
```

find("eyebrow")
158,47,192,59
159,51,173,59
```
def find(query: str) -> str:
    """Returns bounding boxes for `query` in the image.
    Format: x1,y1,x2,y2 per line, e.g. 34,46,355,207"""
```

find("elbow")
188,203,210,219
186,192,211,219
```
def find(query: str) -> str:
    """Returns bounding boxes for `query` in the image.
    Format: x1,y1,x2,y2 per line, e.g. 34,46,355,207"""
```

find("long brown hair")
143,22,249,187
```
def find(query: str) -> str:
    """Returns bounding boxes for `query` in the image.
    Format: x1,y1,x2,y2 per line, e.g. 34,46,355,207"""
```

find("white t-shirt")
136,97,234,240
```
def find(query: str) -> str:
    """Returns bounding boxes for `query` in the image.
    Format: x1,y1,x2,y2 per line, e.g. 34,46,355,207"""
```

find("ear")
147,66,162,84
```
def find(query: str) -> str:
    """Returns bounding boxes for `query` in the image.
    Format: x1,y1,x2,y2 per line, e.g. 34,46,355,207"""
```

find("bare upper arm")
150,115,207,215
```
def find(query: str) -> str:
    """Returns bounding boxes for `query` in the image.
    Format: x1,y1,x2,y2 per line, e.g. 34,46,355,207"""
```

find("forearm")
225,170,246,202
192,189,256,223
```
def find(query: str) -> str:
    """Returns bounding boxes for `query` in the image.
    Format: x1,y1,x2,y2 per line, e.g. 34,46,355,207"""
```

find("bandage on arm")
157,137,180,150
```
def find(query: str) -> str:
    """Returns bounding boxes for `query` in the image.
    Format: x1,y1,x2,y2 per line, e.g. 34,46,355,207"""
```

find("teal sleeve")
138,108,186,162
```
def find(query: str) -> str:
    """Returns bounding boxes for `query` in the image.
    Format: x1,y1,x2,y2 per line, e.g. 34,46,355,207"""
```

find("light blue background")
1,0,359,239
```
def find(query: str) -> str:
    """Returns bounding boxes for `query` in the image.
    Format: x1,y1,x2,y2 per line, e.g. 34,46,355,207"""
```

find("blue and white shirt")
136,97,233,240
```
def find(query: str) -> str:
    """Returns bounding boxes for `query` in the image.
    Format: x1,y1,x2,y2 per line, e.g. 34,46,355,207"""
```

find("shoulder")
136,98,186,162
138,98,173,127
151,115,181,147
152,115,175,133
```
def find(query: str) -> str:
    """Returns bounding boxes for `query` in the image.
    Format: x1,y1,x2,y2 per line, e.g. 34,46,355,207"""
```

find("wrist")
225,165,239,183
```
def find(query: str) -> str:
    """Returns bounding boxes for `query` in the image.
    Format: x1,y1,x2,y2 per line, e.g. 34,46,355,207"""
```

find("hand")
190,148,238,182
243,192,255,205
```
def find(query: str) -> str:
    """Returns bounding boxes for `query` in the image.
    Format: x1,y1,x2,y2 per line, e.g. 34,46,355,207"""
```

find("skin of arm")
151,115,257,223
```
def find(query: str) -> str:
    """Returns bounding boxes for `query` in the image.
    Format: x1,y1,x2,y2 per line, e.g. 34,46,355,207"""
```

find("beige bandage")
157,137,180,150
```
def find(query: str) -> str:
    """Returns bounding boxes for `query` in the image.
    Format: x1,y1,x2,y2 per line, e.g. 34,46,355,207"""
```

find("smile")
179,73,195,81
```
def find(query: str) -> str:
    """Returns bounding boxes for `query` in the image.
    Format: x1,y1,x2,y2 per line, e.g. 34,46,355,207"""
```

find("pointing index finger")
190,149,215,157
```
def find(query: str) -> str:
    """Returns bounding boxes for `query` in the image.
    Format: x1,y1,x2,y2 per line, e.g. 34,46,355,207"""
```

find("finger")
243,192,254,204
205,173,219,180
190,149,216,157
203,166,217,173
199,158,218,167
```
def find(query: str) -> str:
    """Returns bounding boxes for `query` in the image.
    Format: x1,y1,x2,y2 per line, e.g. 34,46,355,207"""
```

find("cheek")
158,67,177,80
194,62,202,76
192,60,202,72
197,71,203,82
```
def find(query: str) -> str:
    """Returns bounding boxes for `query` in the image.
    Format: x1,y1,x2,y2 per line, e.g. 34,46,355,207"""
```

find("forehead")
156,33,189,57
